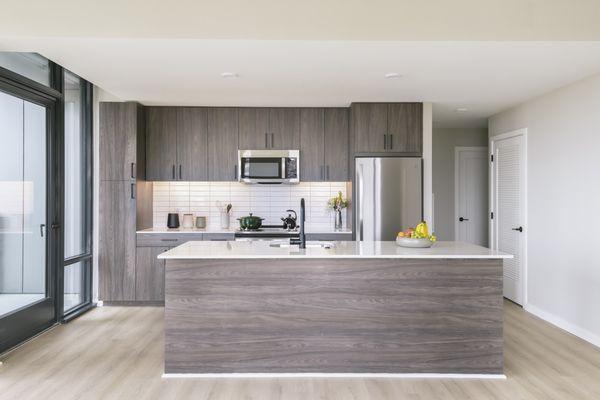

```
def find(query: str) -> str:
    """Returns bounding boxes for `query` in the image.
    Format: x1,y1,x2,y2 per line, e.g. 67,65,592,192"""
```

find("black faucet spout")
290,198,306,249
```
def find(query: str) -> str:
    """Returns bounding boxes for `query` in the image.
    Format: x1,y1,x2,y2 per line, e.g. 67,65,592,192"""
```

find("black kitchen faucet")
290,198,306,249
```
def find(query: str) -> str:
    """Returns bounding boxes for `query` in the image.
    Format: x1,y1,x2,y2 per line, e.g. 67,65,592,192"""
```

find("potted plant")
327,191,349,230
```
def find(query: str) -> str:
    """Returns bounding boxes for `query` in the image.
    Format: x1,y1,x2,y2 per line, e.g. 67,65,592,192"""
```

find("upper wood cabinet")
208,108,239,181
300,108,325,181
100,102,145,181
351,103,422,154
146,107,178,180
268,108,300,149
387,103,422,153
300,108,349,181
177,107,208,181
238,108,301,150
238,108,269,149
324,108,349,181
146,107,208,181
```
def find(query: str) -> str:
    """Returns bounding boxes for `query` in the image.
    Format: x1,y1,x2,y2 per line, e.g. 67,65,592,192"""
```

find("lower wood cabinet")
135,247,168,302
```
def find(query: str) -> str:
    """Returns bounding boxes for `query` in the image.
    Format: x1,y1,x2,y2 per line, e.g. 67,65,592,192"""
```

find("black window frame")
0,53,94,349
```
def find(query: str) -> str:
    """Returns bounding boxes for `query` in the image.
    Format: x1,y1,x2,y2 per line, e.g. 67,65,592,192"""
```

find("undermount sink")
269,241,335,249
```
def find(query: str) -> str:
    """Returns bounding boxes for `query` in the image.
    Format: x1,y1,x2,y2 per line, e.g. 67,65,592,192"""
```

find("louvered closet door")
492,134,525,304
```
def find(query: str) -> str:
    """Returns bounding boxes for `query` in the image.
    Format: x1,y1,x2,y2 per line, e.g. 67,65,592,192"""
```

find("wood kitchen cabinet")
300,108,349,181
324,108,349,181
387,103,422,153
177,107,208,181
135,247,168,302
351,102,422,155
99,180,137,301
238,108,270,149
300,108,325,181
268,108,300,149
146,107,178,180
208,107,239,181
99,102,146,180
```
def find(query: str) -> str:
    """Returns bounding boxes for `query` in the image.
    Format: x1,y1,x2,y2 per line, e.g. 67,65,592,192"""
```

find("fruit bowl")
396,237,434,248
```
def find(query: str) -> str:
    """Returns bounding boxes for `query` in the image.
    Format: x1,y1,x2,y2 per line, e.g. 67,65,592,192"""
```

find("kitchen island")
159,241,511,377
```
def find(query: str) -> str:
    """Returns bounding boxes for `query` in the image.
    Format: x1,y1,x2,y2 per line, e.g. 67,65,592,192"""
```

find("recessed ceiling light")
455,108,469,113
384,73,402,79
221,72,239,79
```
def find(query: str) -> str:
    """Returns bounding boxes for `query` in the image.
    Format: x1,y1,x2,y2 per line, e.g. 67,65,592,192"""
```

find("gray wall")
489,72,600,345
432,128,488,241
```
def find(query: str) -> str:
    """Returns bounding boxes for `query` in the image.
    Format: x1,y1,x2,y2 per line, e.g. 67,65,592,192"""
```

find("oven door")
239,157,284,182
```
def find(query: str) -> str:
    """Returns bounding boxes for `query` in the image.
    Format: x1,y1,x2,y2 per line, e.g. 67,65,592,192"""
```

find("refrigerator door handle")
357,163,364,241
374,159,380,240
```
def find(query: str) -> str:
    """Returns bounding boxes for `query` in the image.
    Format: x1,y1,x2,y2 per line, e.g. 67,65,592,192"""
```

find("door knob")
512,226,523,232
459,217,469,222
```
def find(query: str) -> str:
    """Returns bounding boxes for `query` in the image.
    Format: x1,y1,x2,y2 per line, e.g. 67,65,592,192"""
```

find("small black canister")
167,213,180,229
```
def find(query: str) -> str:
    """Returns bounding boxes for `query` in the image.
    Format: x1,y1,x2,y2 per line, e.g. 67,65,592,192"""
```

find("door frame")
489,128,528,305
454,146,488,242
0,72,62,353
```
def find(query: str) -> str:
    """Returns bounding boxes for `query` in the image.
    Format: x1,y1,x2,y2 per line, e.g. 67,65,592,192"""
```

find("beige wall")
432,128,488,241
489,73,600,346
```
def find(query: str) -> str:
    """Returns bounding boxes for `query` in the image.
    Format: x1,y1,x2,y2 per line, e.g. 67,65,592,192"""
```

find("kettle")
281,209,297,230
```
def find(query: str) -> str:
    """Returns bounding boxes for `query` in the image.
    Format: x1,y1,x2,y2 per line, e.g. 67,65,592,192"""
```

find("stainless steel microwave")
238,150,299,184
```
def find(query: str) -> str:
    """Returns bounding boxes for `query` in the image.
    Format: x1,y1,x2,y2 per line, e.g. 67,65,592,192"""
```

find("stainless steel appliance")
238,150,299,184
234,225,299,240
355,157,422,241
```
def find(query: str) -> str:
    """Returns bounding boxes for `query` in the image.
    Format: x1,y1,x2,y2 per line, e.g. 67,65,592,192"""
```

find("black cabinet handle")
40,223,45,237
161,238,178,242
130,183,136,199
326,165,330,180
512,226,523,232
265,133,268,148
390,134,393,150
234,165,238,180
130,162,135,179
179,165,182,180
459,217,469,222
320,165,324,180
172,165,175,180
383,134,387,150
271,133,275,148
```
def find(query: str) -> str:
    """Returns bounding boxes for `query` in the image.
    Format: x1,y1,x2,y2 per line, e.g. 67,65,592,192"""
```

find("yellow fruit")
397,232,405,238
429,234,437,243
415,221,429,237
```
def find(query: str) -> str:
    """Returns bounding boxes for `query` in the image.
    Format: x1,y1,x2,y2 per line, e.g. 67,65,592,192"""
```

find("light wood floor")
1,301,599,400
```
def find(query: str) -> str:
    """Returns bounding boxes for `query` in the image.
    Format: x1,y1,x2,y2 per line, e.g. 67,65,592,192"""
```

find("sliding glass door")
0,88,57,352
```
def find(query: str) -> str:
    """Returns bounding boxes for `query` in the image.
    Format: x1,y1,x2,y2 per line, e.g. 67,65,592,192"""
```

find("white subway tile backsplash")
152,181,349,228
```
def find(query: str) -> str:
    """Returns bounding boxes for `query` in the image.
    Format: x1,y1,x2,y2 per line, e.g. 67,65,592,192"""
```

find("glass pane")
0,91,47,318
64,70,88,258
64,261,86,312
0,52,51,86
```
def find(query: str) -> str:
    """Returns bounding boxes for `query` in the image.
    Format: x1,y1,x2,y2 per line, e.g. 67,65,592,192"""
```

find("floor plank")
1,301,599,400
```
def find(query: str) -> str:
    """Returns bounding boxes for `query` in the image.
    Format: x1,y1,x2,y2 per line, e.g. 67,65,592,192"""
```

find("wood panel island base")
159,241,511,377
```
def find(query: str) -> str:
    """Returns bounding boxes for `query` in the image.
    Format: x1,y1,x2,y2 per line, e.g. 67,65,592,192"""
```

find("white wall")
432,128,488,241
489,73,600,347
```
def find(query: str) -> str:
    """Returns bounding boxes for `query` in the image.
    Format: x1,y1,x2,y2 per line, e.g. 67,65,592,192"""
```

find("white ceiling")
2,38,600,128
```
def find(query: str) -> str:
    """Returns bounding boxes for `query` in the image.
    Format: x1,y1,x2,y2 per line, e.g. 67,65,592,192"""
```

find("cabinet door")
238,108,269,149
269,108,300,149
135,247,168,301
300,108,324,181
387,103,423,153
177,107,208,181
351,103,387,153
146,107,178,180
99,181,136,301
324,108,349,181
208,108,239,181
99,102,138,181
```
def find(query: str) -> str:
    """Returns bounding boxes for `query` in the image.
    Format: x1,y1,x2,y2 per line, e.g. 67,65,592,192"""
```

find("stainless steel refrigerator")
355,157,422,241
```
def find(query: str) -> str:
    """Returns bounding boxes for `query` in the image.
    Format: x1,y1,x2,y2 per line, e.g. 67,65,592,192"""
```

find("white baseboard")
524,303,600,348
162,373,506,380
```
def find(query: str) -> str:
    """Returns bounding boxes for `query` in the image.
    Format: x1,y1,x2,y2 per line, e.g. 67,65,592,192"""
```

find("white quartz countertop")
137,226,353,235
158,240,512,260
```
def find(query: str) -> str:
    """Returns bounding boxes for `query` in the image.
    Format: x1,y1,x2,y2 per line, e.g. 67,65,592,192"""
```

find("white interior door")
455,147,488,246
491,131,526,305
